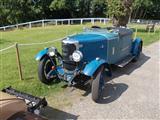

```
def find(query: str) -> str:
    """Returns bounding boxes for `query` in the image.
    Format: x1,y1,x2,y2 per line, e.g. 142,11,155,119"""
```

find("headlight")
48,47,57,56
72,50,83,62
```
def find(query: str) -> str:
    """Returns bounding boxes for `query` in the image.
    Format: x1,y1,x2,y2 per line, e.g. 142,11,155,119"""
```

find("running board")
115,55,134,67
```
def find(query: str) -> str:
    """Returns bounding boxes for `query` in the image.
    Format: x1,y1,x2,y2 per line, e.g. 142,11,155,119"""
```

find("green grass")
0,23,160,98
128,23,160,45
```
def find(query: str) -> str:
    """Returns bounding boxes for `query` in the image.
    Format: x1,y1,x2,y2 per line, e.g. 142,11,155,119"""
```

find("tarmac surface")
42,41,160,120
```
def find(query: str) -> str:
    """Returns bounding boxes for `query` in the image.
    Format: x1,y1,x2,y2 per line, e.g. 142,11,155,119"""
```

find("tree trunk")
113,0,134,27
142,9,147,19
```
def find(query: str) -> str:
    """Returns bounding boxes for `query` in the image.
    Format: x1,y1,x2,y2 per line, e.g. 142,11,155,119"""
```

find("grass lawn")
0,23,160,98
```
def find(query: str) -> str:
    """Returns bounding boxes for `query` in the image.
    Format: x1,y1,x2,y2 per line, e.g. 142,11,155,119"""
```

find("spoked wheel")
38,56,58,84
91,66,105,103
132,42,142,62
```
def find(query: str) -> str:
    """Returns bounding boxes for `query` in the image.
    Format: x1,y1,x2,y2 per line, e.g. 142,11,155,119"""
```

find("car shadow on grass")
80,53,150,103
41,106,78,120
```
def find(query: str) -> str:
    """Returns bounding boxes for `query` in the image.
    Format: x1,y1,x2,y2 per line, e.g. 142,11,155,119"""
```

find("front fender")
35,48,49,61
132,38,143,55
82,59,106,77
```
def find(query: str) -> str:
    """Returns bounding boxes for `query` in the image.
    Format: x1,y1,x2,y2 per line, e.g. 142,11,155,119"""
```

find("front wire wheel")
91,66,105,103
38,56,58,84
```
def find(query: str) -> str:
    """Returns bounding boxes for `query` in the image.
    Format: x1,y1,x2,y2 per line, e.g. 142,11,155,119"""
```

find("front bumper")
56,66,80,83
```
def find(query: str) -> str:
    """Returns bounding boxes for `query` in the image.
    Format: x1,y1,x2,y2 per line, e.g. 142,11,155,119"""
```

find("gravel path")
43,41,160,120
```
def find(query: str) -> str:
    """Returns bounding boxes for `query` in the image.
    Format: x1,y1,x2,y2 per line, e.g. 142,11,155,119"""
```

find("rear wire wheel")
132,42,142,62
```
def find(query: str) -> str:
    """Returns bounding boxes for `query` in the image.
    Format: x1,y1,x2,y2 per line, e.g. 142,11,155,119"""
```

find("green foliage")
132,0,160,19
0,0,159,26
50,0,66,10
90,0,107,17
107,0,134,26
107,0,125,17
133,0,152,8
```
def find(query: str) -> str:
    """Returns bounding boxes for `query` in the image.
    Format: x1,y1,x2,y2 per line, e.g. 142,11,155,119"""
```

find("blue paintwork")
67,32,119,63
83,59,106,77
69,31,118,43
48,70,57,78
64,28,133,64
56,66,65,76
35,48,48,61
36,27,142,82
132,38,142,55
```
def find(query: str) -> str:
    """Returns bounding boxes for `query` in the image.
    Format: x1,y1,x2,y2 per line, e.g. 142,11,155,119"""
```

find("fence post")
55,20,58,25
81,19,83,25
29,22,32,29
16,24,18,29
42,20,44,27
148,27,151,34
92,19,95,25
3,27,5,31
68,20,70,25
15,43,23,80
134,27,137,39
100,19,102,23
103,19,106,25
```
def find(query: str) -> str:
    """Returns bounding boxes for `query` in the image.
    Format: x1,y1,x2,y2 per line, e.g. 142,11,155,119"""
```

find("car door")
119,35,132,59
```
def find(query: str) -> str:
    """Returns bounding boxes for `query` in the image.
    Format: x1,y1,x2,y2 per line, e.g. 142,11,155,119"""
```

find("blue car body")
36,27,142,84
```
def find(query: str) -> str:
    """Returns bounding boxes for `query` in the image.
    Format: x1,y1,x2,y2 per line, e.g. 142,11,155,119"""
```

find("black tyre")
91,66,105,103
132,42,142,62
38,56,58,84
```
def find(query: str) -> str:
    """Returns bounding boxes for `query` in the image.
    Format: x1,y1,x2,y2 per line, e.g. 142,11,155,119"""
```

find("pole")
42,20,44,27
148,27,151,34
55,20,57,26
16,24,18,29
104,19,106,25
81,19,83,25
29,22,31,29
134,27,137,39
68,20,70,25
92,19,95,25
15,43,23,80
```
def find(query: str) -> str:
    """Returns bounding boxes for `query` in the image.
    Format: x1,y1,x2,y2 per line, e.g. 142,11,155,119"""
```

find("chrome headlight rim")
72,50,83,62
48,47,57,56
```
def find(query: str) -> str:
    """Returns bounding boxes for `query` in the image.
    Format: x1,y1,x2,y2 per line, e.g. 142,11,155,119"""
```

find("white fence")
1,18,160,31
0,18,110,31
130,19,160,24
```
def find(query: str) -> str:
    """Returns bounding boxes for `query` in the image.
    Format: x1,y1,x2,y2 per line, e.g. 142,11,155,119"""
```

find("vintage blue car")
35,27,143,102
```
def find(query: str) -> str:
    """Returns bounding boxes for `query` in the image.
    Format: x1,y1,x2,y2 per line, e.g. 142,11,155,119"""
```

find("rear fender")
35,48,49,61
132,38,143,55
82,59,106,77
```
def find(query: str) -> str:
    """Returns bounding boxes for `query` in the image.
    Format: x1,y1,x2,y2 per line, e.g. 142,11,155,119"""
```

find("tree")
132,0,160,20
49,0,77,18
0,0,159,26
146,0,160,20
107,0,134,27
132,0,153,19
90,0,107,17
0,0,41,26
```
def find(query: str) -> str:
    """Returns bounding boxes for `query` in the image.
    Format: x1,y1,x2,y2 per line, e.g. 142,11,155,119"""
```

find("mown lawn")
0,23,160,98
